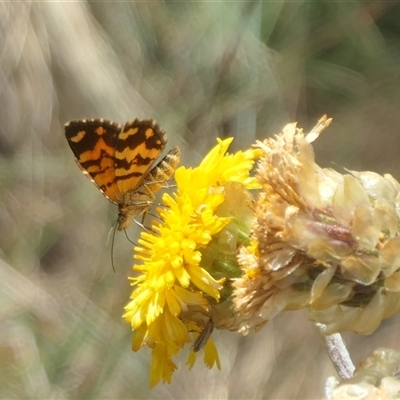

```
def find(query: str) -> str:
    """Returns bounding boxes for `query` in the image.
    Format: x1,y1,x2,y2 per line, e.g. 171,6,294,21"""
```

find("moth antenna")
108,219,118,274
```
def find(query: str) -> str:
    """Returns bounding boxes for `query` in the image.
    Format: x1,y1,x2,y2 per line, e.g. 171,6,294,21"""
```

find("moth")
65,118,180,231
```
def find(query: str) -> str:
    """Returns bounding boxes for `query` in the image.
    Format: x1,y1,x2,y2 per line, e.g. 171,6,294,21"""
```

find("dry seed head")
233,116,400,335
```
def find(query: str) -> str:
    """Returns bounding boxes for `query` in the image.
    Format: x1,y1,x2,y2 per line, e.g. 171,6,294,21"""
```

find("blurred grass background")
2,1,400,399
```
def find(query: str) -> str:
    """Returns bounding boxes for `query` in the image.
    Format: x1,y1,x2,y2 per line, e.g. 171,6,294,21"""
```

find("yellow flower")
233,116,400,336
123,138,261,386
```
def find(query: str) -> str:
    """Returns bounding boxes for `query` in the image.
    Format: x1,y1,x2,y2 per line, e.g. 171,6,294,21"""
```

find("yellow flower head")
123,138,261,386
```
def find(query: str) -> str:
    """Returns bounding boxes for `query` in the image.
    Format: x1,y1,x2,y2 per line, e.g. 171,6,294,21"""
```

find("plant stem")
316,323,355,380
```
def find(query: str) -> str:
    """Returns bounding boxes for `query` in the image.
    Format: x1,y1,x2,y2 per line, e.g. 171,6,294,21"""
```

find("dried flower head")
234,116,400,335
325,348,400,400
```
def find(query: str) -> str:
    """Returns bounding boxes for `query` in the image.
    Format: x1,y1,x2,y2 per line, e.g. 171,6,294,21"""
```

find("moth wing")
114,119,167,195
65,118,122,203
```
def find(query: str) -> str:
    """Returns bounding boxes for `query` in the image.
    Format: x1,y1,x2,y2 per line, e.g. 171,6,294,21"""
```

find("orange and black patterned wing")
65,118,122,203
114,119,167,195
